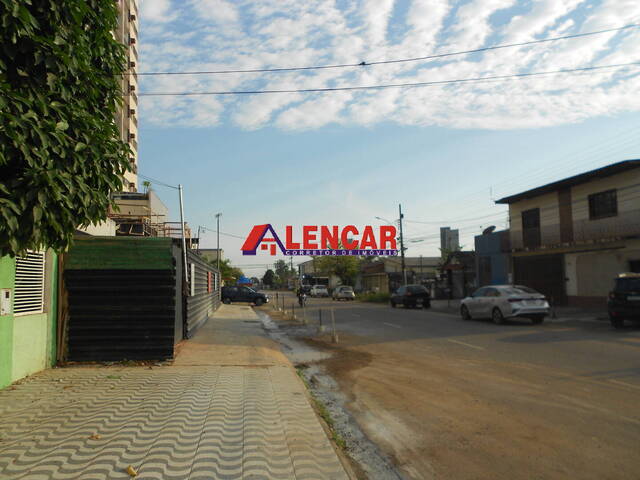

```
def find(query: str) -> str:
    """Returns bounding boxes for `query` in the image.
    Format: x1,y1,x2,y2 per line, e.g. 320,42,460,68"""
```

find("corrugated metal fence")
63,237,219,362
185,251,220,338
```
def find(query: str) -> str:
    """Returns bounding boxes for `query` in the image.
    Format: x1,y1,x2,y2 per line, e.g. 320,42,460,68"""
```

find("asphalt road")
267,291,640,480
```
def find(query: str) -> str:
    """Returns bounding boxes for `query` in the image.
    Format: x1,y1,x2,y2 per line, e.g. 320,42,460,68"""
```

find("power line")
132,23,640,76
137,61,640,96
199,225,245,240
138,173,179,190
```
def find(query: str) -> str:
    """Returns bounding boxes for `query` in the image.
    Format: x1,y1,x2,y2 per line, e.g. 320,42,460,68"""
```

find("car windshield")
615,278,640,291
341,287,353,292
407,286,427,293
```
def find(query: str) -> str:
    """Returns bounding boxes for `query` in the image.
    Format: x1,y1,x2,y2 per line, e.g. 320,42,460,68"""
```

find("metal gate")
513,254,566,305
64,237,182,361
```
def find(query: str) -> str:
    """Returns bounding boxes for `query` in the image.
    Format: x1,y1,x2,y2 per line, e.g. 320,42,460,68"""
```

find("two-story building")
496,160,640,306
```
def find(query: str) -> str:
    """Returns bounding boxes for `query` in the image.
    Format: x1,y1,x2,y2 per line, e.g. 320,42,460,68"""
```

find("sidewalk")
430,299,607,322
0,305,349,479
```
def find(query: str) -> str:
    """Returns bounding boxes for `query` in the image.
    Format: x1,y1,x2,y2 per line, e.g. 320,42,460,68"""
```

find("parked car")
390,284,431,309
221,286,269,306
460,285,549,324
332,285,355,301
608,273,640,329
310,285,329,297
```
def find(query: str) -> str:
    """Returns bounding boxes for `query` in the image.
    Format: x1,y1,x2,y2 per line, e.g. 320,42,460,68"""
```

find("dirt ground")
305,333,640,480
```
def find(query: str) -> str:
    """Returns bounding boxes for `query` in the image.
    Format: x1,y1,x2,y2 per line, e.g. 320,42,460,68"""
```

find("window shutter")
14,251,45,315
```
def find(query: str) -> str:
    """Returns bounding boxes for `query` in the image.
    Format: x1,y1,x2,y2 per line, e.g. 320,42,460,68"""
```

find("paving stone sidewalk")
0,305,349,480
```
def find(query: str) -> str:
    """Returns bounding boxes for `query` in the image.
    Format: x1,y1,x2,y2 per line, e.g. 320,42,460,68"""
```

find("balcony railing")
511,208,640,250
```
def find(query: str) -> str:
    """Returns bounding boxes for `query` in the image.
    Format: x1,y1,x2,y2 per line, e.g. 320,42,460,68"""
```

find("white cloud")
138,0,640,131
139,0,174,23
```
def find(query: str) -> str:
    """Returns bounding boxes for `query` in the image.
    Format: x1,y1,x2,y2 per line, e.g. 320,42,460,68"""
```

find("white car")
310,285,329,297
332,286,355,301
460,285,549,324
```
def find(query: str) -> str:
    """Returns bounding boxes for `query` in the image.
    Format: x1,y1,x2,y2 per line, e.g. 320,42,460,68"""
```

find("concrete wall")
565,240,640,301
509,167,640,250
0,251,57,390
571,169,640,221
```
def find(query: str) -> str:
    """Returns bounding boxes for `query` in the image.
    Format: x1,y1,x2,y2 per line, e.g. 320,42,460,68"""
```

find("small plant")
357,292,391,303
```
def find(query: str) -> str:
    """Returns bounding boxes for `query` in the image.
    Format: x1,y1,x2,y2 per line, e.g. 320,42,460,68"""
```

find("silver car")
332,285,355,301
460,285,550,324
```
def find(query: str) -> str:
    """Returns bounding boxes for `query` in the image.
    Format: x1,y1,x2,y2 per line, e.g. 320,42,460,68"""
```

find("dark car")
390,284,431,309
608,273,640,328
222,286,269,306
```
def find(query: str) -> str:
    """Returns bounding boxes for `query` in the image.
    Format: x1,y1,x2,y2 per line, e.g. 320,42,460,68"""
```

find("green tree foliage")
0,1,131,256
262,269,275,287
315,255,361,286
216,259,244,285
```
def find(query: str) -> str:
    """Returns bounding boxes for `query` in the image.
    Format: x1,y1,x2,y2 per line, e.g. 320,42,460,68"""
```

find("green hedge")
357,292,391,303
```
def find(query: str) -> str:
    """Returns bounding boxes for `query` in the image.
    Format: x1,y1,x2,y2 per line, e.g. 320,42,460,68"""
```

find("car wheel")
254,298,264,307
390,301,396,308
531,316,544,325
492,308,505,325
461,305,471,320
610,316,625,329
223,298,231,305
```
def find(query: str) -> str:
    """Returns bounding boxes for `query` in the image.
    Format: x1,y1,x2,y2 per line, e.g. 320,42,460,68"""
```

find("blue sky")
137,0,640,277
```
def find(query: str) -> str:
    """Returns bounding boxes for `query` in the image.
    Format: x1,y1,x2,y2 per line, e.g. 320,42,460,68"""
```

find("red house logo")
241,224,398,257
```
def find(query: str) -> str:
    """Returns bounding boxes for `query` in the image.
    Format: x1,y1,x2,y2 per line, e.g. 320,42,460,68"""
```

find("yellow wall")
509,191,560,248
571,169,640,221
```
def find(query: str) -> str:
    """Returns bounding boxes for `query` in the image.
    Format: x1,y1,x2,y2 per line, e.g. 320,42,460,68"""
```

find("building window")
14,251,46,315
521,208,541,249
588,189,617,220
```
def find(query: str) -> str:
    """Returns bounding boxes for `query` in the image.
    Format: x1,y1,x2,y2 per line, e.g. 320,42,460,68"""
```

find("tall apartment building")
115,0,139,192
440,227,460,254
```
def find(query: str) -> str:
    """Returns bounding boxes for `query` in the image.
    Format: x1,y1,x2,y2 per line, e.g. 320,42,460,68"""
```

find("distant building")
361,257,440,294
438,251,476,299
496,159,640,306
475,230,511,286
440,227,460,254
110,190,169,236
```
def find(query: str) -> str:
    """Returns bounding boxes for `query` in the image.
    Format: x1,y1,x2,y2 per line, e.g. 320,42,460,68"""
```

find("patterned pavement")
0,365,349,479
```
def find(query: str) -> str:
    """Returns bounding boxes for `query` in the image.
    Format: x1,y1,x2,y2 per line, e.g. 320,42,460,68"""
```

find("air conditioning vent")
14,251,45,315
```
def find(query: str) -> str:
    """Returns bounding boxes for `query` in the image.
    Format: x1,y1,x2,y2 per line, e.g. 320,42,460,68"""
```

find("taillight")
406,292,412,296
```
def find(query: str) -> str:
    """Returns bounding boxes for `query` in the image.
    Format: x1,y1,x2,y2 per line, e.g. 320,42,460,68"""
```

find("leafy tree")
315,255,361,286
216,258,244,285
0,1,131,256
262,269,275,287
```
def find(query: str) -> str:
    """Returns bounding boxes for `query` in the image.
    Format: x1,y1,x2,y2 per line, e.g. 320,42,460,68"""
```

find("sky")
136,0,640,277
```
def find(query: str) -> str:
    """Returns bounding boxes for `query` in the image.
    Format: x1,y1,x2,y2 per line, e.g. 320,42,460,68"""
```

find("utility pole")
214,213,222,273
178,184,188,284
399,203,406,286
196,226,201,253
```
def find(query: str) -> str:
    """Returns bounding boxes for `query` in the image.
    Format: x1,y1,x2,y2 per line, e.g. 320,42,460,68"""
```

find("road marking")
447,339,485,350
383,322,402,329
351,313,361,317
608,379,640,390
